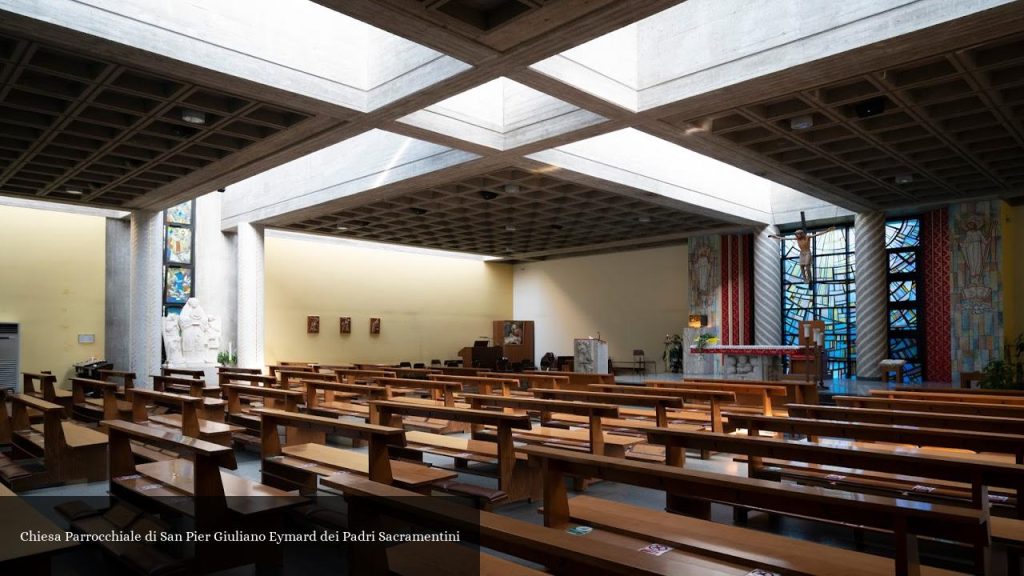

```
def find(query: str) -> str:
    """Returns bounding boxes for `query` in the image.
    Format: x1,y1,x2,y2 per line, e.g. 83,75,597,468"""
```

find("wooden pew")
871,389,1024,406
151,375,226,420
428,373,518,396
725,413,1024,464
646,426,1024,514
375,377,466,433
485,372,569,392
217,366,262,376
787,404,1024,436
356,363,438,379
0,482,79,574
128,388,241,446
836,395,1024,419
328,474,763,576
218,371,276,388
5,394,107,490
302,380,386,421
70,377,130,422
891,386,1024,397
523,444,987,576
255,408,455,495
0,389,10,445
267,363,314,380
525,369,614,390
103,419,305,574
530,388,686,463
221,383,304,447
97,369,136,398
587,384,736,433
370,400,533,502
462,393,637,458
278,369,335,389
645,380,788,416
334,368,397,385
669,376,819,405
160,367,204,379
22,372,71,416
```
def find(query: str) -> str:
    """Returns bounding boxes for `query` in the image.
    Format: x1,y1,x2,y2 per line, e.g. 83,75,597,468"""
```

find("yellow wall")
264,233,513,365
0,205,106,384
1005,203,1024,344
512,244,689,366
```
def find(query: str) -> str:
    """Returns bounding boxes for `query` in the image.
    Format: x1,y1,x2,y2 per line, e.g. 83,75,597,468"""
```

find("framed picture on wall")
503,321,524,345
307,315,320,334
339,317,351,334
370,317,381,335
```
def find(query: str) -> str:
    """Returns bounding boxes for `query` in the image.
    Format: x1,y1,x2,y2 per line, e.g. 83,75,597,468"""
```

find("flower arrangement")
217,350,238,367
694,333,719,351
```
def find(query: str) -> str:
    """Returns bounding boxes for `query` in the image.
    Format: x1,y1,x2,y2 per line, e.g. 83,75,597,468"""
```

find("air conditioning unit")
0,323,18,392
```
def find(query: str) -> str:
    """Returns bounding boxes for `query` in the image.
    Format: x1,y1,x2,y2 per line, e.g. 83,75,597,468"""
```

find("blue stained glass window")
780,225,857,378
886,219,920,249
886,218,923,383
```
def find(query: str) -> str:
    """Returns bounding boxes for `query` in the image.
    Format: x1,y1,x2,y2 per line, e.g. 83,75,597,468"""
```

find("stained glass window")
781,227,857,378
885,218,923,383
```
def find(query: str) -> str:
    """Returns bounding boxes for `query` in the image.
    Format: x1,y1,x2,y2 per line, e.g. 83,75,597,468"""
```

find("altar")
688,345,805,381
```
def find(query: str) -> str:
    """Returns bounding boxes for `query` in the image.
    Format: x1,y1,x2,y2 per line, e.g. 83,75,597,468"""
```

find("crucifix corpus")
768,227,835,283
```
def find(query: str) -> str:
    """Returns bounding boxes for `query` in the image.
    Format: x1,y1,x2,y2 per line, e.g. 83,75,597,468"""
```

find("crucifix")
768,220,835,283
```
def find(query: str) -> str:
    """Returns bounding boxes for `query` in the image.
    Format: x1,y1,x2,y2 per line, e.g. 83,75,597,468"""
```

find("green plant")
981,359,1018,390
694,333,718,351
217,350,237,367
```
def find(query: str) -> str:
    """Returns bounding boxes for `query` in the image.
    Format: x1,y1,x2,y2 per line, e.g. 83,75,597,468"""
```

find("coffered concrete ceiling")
3,0,1024,261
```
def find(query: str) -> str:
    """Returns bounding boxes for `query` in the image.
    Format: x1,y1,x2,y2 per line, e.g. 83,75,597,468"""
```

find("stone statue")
178,298,207,364
162,316,185,365
161,298,223,368
204,315,222,364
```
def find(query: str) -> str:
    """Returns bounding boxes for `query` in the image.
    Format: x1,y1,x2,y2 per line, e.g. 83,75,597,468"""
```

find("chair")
632,349,647,376
413,363,426,369
430,359,442,367
880,359,906,384
959,371,984,389
399,361,412,368
539,353,555,371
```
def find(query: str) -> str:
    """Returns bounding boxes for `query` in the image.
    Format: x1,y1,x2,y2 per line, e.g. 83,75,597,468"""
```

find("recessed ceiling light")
336,225,348,231
895,174,913,185
66,188,83,196
504,184,520,194
505,224,517,232
789,114,813,130
181,108,206,125
637,216,651,223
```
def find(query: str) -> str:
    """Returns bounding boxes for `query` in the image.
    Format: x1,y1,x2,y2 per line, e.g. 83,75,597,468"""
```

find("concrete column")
194,192,237,355
236,222,265,368
854,212,887,379
128,210,164,386
753,225,782,345
104,217,131,371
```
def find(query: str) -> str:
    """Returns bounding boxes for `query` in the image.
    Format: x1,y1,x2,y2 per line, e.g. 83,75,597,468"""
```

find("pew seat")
25,421,108,449
146,413,242,446
478,424,643,458
274,441,455,492
564,495,963,576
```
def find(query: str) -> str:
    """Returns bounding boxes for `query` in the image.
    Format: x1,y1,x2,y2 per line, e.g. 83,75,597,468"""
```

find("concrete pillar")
753,225,782,345
128,210,164,386
104,217,131,371
236,222,265,368
854,212,886,379
194,193,237,355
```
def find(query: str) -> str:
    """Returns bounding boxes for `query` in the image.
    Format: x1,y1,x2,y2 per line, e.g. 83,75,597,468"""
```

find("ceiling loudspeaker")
479,190,499,200
854,97,886,118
